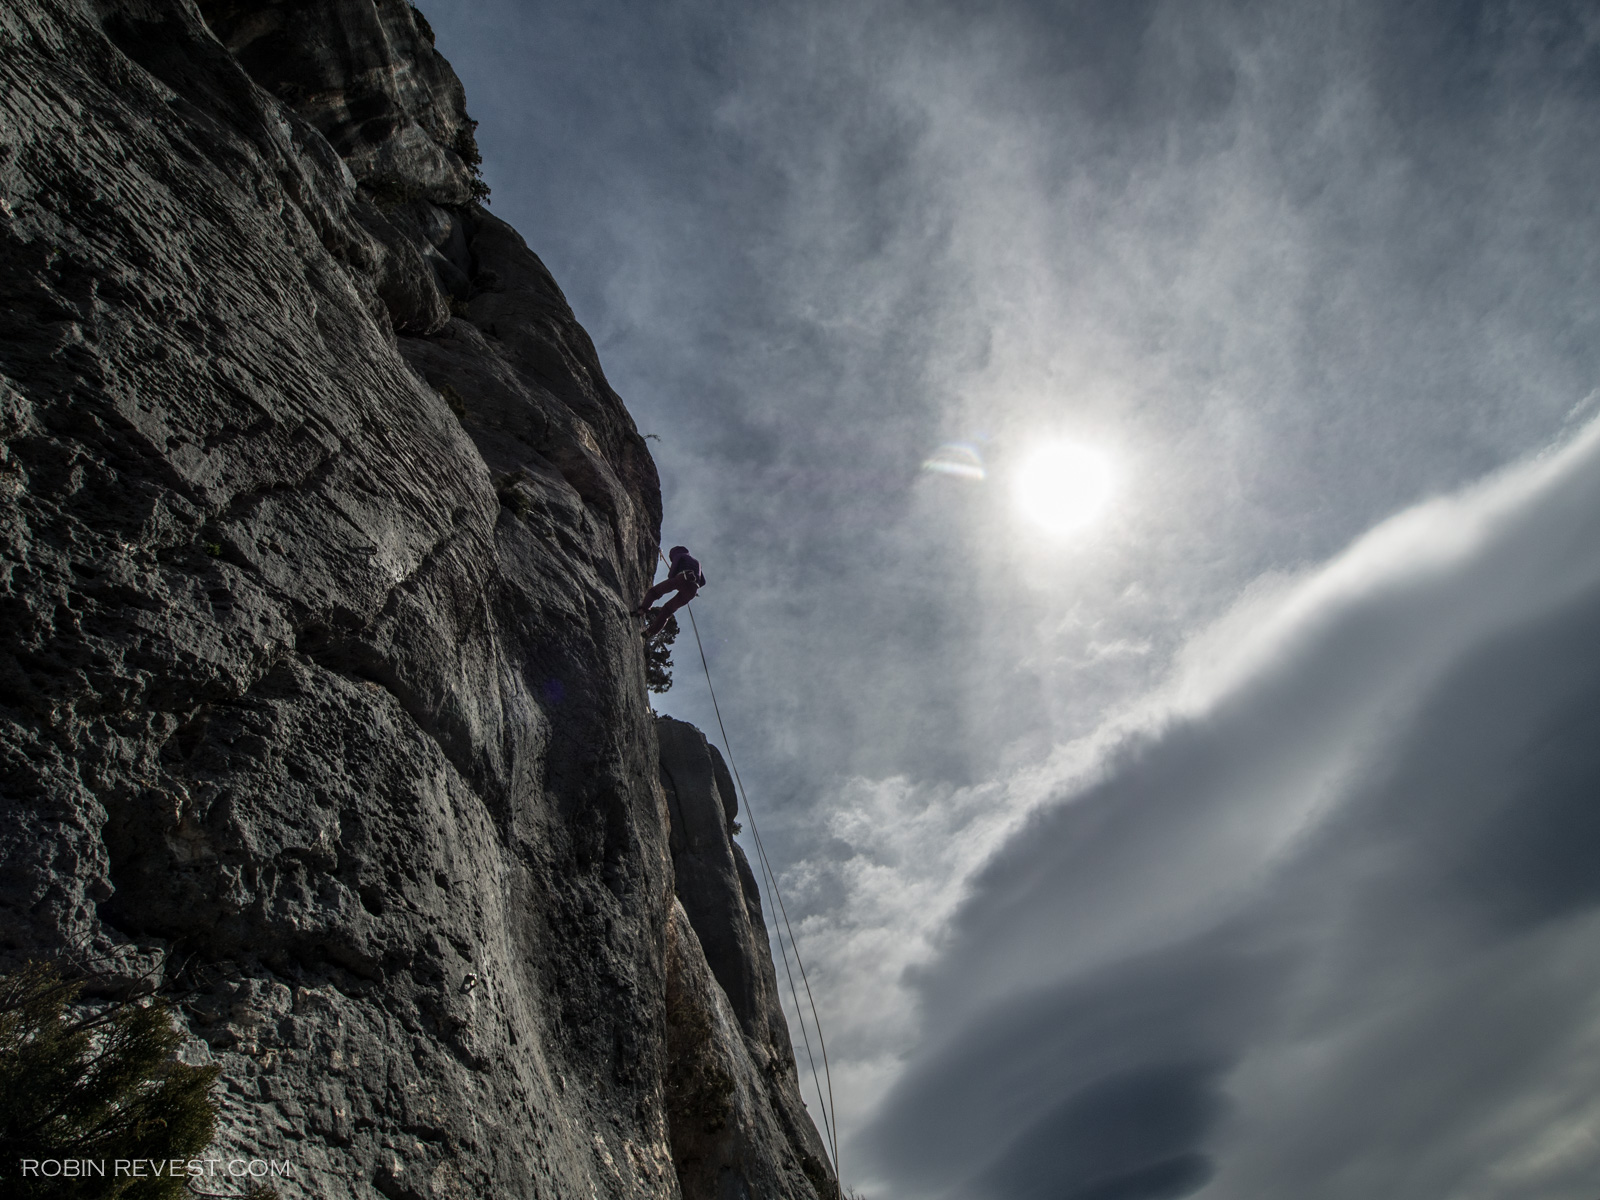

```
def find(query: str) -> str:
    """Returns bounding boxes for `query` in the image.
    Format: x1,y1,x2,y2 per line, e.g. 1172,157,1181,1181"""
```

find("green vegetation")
645,615,679,693
452,120,491,204
366,125,490,206
0,963,220,1199
495,471,532,518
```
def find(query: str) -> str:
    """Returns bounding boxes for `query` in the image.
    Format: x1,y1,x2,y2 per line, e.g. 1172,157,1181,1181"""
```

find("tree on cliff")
0,963,218,1199
647,615,681,693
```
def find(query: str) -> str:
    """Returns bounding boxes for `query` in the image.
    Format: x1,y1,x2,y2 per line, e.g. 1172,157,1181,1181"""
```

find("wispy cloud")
430,0,1600,791
839,419,1600,1197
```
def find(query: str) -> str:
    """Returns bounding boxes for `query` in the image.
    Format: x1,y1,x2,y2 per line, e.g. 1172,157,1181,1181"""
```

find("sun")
1013,440,1115,535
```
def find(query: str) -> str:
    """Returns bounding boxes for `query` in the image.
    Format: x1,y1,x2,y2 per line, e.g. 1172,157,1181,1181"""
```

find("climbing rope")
652,552,843,1193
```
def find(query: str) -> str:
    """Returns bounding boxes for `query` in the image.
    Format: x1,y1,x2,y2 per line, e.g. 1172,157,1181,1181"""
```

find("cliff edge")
0,2,832,1196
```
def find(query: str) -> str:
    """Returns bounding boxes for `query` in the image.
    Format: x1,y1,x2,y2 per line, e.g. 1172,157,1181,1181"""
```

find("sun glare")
1013,440,1115,535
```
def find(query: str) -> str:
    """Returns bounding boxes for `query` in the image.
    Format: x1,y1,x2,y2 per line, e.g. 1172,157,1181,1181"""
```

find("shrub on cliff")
0,963,218,1199
646,615,680,693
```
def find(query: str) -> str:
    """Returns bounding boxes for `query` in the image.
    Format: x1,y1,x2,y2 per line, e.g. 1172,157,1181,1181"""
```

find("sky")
419,2,1600,1197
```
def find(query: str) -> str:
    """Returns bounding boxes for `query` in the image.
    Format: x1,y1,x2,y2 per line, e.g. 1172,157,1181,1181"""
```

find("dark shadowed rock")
659,717,773,1042
193,0,497,333
666,903,835,1200
0,1,830,1196
197,0,480,205
658,716,834,1200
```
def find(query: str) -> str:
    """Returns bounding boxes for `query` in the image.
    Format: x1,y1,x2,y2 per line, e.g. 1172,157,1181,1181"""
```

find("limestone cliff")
0,2,833,1197
658,717,835,1200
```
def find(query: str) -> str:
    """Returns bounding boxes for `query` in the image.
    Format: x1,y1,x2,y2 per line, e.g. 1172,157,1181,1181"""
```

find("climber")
636,545,706,639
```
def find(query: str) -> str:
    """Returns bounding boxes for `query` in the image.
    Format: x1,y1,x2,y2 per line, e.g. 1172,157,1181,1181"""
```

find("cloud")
428,0,1600,807
845,418,1600,1199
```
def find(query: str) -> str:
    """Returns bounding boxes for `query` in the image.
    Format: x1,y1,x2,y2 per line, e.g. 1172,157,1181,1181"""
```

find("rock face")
0,2,831,1198
658,717,835,1200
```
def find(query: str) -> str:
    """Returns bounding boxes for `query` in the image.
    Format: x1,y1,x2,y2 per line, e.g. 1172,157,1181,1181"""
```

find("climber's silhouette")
637,545,706,639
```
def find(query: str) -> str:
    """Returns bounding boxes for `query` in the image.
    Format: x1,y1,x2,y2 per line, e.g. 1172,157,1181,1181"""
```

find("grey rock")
0,1,830,1197
658,716,835,1200
659,717,778,1047
666,903,834,1200
197,0,481,206
195,0,486,329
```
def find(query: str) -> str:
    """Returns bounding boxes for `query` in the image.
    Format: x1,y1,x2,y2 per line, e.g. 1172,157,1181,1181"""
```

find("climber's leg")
636,577,673,614
642,579,698,638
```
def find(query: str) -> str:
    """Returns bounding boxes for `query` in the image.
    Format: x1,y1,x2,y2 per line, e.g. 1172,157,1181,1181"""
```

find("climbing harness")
653,551,843,1194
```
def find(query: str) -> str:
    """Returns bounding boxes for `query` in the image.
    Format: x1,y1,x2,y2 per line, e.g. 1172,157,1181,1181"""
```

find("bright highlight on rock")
1013,440,1115,534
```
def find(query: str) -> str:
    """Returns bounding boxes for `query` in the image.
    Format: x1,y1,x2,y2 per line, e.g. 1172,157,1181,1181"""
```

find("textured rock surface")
199,0,482,206
0,1,830,1197
659,716,835,1200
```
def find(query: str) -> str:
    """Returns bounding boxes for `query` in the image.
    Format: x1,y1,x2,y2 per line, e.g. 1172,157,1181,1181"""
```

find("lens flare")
921,442,986,481
1013,441,1115,534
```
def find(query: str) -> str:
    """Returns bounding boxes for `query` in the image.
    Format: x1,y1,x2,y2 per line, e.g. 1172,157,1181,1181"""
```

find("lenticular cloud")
862,416,1600,1200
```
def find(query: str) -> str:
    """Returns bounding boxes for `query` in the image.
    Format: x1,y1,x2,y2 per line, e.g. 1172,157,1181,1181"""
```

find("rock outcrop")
659,716,835,1200
0,1,831,1197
